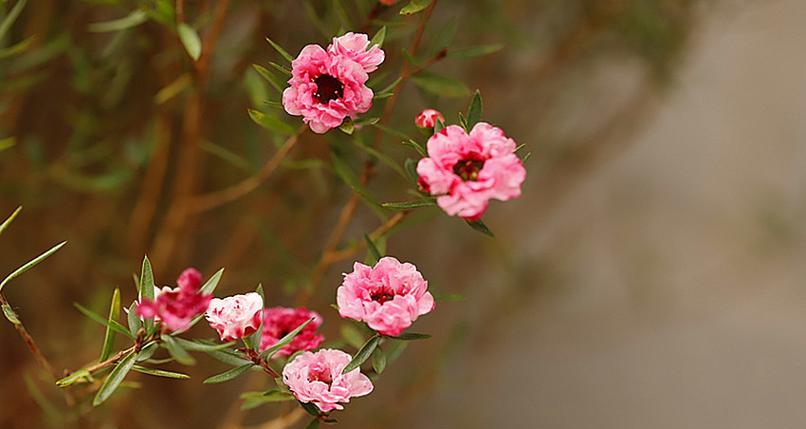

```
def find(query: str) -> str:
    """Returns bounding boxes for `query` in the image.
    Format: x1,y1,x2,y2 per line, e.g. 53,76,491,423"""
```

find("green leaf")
390,332,431,341
99,288,121,362
400,0,432,15
177,23,201,61
330,150,383,210
448,44,503,59
266,37,294,63
2,303,20,325
174,338,236,352
252,64,285,93
0,35,34,59
261,317,315,359
249,109,296,135
371,26,387,48
161,335,195,365
203,363,254,384
87,9,148,33
340,324,365,350
342,335,380,374
138,256,155,333
249,285,265,348
268,61,292,76
339,121,355,135
93,351,136,406
0,206,21,237
126,303,141,337
0,0,27,41
466,90,482,129
404,158,419,183
299,401,321,417
433,118,445,134
74,303,135,339
136,342,158,362
207,349,253,367
0,137,15,151
382,199,435,210
240,389,295,409
0,241,66,292
132,365,190,379
305,419,320,429
154,73,192,104
199,267,224,294
371,346,386,374
56,368,92,387
412,72,470,98
364,234,382,265
465,219,494,237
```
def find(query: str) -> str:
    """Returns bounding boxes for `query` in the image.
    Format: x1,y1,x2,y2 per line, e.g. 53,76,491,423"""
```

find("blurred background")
3,0,806,428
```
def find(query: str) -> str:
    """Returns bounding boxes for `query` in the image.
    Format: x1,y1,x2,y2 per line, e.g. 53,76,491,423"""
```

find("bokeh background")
3,0,806,428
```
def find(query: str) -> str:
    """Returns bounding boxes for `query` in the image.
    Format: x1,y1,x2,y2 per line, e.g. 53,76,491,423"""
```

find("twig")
186,127,306,214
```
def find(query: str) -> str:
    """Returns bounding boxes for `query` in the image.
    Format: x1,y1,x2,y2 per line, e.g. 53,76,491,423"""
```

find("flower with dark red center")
282,33,384,134
416,122,526,220
205,293,263,342
283,348,373,412
336,257,434,336
136,268,212,332
415,108,445,129
259,307,324,357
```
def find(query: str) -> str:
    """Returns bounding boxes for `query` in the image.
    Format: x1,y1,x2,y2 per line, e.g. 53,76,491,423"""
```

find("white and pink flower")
415,108,444,129
337,257,434,337
205,293,263,342
282,33,384,134
416,122,526,220
260,307,324,357
283,348,373,412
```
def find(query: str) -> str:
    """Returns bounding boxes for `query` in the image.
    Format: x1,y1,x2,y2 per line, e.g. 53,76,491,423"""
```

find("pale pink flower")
327,33,385,73
283,348,373,412
205,293,263,342
416,122,526,220
283,34,383,134
260,307,324,357
415,108,444,129
136,268,212,332
336,257,434,337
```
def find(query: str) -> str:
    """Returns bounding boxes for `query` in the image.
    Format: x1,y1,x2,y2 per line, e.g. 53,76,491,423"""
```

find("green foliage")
342,334,380,374
203,363,254,384
400,0,433,15
0,241,66,292
177,23,201,61
99,288,121,362
93,351,136,406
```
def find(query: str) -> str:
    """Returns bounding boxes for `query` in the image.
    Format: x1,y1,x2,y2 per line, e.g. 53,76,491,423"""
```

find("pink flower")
415,108,444,129
260,307,324,357
327,33,385,73
283,33,384,134
283,348,373,412
205,293,263,342
416,122,526,220
380,0,397,5
336,257,434,336
136,268,212,332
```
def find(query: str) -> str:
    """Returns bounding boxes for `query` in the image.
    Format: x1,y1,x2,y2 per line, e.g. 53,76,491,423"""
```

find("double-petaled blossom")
283,33,384,134
136,268,212,332
205,293,263,342
337,257,434,337
260,307,324,357
283,349,373,412
416,122,526,220
415,108,444,129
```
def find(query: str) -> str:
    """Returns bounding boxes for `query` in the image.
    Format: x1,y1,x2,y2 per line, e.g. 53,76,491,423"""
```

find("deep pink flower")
336,257,434,337
283,33,383,134
379,0,397,5
416,122,526,220
259,307,324,357
136,268,212,332
205,293,263,342
283,348,373,412
415,109,444,129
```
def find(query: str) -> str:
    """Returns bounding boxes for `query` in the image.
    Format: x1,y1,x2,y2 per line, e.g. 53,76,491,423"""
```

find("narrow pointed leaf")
342,335,380,374
136,342,158,362
174,338,236,352
177,23,201,61
305,419,320,429
127,303,140,337
266,37,294,63
465,219,494,237
99,288,121,362
132,365,190,379
207,349,253,367
364,234,382,265
371,346,386,374
371,26,386,48
382,199,435,210
138,256,155,332
2,303,20,325
400,0,432,15
203,363,254,384
0,0,28,41
74,303,134,339
0,206,21,237
390,332,431,341
261,317,315,359
92,351,136,406
340,324,365,350
161,335,195,365
466,90,482,129
87,9,147,32
299,401,321,417
199,267,224,293
0,241,66,292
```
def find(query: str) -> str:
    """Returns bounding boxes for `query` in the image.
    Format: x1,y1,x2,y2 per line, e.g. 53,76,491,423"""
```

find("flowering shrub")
0,0,529,427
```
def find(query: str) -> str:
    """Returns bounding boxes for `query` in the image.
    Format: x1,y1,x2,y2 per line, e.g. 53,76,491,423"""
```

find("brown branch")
186,127,306,214
325,211,410,265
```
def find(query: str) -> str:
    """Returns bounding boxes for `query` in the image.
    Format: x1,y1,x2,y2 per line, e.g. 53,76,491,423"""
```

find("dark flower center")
370,287,396,304
308,368,333,385
313,74,344,103
453,158,485,181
